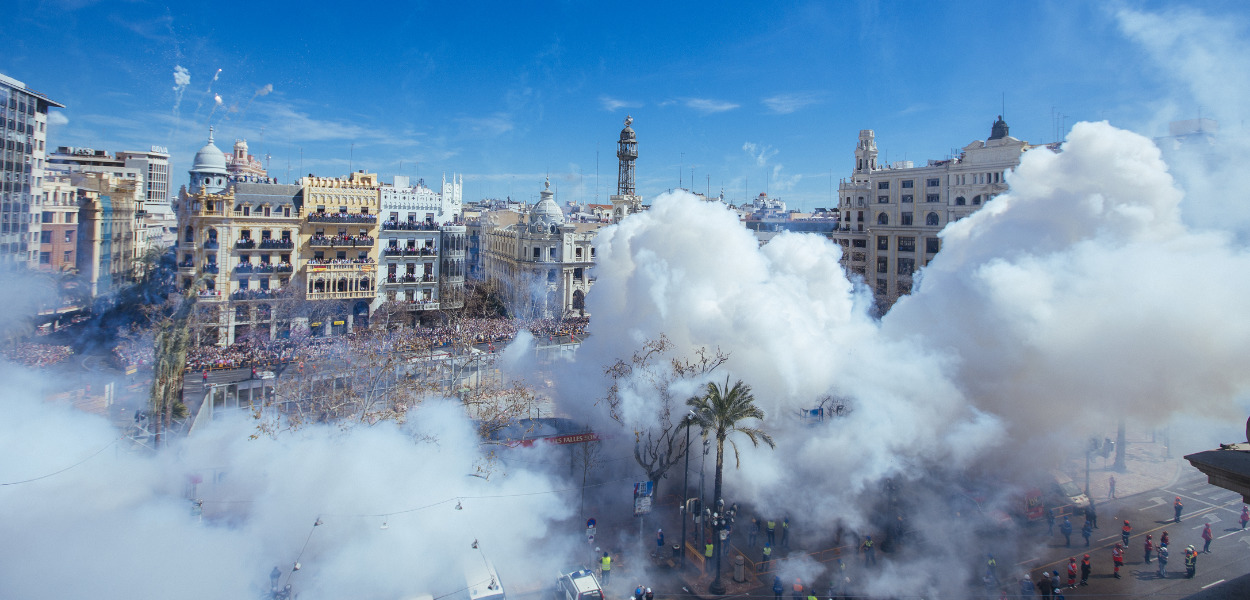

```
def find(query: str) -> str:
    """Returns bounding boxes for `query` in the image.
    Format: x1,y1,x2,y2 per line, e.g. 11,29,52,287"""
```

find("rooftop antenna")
679,152,683,189
349,142,354,174
595,143,599,204
1001,92,1006,121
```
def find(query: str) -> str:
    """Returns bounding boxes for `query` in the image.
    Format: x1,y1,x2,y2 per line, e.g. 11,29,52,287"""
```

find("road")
1021,466,1250,599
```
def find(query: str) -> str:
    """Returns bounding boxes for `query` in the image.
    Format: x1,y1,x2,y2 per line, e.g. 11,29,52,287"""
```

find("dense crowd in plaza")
3,342,74,367
113,337,155,368
183,316,590,371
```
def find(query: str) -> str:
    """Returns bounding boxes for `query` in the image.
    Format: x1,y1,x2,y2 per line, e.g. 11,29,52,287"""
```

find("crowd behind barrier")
3,342,74,368
113,337,155,368
183,316,590,372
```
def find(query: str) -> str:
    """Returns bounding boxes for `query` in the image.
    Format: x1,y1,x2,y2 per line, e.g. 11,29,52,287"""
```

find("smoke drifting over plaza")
4,4,1250,600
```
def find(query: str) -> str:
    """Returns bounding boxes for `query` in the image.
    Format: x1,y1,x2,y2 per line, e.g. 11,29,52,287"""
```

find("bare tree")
602,334,729,498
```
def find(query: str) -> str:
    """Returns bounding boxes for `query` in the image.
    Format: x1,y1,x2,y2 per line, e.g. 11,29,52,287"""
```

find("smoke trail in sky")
235,83,274,121
169,65,191,137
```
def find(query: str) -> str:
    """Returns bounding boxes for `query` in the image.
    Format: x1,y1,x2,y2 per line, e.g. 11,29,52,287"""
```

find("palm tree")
687,377,775,595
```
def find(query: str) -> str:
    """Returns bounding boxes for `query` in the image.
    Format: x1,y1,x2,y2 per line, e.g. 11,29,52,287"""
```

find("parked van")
1049,471,1090,511
464,557,505,600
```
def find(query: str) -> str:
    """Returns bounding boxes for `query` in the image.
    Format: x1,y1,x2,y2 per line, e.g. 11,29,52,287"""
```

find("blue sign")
587,518,596,528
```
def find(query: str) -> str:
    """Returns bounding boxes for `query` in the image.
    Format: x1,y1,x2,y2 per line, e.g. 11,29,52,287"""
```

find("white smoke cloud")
47,111,68,126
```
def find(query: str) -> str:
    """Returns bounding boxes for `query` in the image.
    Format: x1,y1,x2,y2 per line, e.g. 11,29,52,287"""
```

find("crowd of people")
3,342,74,367
183,316,591,371
113,337,155,368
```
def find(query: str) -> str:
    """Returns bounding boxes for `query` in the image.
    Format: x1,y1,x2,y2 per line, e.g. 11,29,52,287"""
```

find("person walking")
1060,516,1073,547
1241,506,1249,530
1121,520,1132,547
1144,534,1154,564
1201,523,1213,553
1046,507,1056,535
1184,545,1197,578
600,552,611,585
1174,497,1184,523
1079,554,1091,586
1066,558,1078,588
772,576,783,600
1112,543,1124,579
1108,475,1116,499
1081,520,1093,547
202,369,209,389
1157,544,1169,578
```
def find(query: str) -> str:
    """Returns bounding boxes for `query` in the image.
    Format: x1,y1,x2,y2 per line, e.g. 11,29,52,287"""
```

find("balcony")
307,212,377,224
231,288,282,301
393,300,440,311
309,235,374,248
178,260,195,270
235,239,256,250
381,220,441,231
198,290,223,300
203,264,219,274
275,263,294,273
235,263,276,275
383,246,438,257
385,274,437,284
204,240,219,249
259,239,294,250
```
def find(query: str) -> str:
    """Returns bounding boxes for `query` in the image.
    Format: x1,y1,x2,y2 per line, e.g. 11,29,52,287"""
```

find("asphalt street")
1025,466,1250,599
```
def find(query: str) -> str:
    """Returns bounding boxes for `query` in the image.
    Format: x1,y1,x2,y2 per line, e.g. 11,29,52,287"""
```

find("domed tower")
989,115,1010,140
529,177,566,233
189,127,229,194
616,115,637,195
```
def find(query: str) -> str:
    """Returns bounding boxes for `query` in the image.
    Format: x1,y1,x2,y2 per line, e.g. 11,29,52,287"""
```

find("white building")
375,174,465,320
835,116,1045,309
481,179,599,319
0,72,62,265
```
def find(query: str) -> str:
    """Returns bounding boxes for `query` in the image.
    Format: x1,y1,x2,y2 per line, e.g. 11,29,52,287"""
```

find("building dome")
192,127,228,175
529,177,565,230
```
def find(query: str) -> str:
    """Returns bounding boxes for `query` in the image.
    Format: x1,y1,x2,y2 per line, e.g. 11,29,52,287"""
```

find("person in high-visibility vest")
766,519,777,545
760,543,773,571
600,552,611,585
705,539,714,558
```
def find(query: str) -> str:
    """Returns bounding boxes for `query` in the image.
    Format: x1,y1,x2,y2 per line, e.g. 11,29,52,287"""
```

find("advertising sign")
633,481,654,516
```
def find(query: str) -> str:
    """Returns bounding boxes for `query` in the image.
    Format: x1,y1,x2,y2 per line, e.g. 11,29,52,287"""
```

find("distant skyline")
5,1,1245,210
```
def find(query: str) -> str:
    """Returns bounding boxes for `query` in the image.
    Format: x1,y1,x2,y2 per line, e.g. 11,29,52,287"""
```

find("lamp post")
680,411,694,567
710,505,728,595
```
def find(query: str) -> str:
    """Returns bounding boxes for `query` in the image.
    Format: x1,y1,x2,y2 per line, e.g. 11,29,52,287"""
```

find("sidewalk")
1060,429,1183,501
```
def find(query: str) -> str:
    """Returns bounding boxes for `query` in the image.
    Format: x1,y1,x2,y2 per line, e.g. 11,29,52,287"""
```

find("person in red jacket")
1144,534,1154,564
1201,523,1213,553
1121,520,1132,547
1112,544,1124,579
1066,557,1078,587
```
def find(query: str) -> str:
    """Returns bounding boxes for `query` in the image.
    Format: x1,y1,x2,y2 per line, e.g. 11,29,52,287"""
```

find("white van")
464,557,506,600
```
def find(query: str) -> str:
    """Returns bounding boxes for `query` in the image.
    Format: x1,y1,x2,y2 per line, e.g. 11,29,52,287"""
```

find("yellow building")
298,171,381,334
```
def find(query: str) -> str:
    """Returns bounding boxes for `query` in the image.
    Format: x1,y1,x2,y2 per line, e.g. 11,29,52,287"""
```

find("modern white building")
375,174,465,321
0,72,62,265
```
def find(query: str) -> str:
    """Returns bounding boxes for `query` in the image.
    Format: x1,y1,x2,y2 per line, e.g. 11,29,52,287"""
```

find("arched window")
359,278,371,291
572,290,585,310
955,196,966,206
877,212,889,225
337,278,348,292
973,195,982,205
926,212,939,226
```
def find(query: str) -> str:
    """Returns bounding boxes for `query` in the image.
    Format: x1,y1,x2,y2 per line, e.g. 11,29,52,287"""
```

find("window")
877,181,890,190
242,206,250,216
877,212,889,225
852,239,866,248
259,278,270,290
63,250,71,262
263,206,271,217
876,279,887,296
955,196,966,206
283,207,291,217
877,257,888,273
926,178,940,187
42,211,53,223
64,230,73,243
900,213,913,226
533,247,541,260
40,231,50,244
39,251,50,264
901,194,913,203
877,236,889,251
926,237,940,253
852,252,865,262
901,180,914,189
926,212,939,226
877,195,889,204
973,195,982,205
897,257,915,275
898,237,915,252
926,194,940,203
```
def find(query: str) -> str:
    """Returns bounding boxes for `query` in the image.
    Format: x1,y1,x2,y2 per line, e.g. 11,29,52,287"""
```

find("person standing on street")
600,552,611,585
1112,543,1124,579
1020,575,1034,597
781,517,791,549
1037,570,1054,600
1144,534,1154,564
1160,530,1170,548
1121,520,1131,547
860,536,876,566
1046,507,1056,535
1087,500,1098,529
1108,475,1116,499
1066,558,1078,588
656,529,664,556
1157,544,1169,578
1060,516,1073,547
1081,519,1093,547
792,577,804,600
772,576,783,600
1201,523,1213,553
1174,497,1183,523
1079,554,1091,586
1184,545,1198,578
985,554,999,585
749,517,759,547
761,542,772,572
645,587,653,600
1050,570,1061,593
1241,506,1249,530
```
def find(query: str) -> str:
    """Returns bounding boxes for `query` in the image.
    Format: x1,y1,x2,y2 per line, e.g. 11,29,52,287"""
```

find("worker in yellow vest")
600,552,611,585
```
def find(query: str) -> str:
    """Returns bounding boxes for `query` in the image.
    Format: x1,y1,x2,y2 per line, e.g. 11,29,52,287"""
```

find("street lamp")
709,504,728,595
680,411,695,567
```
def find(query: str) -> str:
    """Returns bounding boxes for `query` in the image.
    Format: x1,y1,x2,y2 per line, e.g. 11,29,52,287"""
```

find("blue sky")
4,0,1246,210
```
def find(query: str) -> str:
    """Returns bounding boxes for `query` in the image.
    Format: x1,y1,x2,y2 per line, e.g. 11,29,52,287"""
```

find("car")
555,568,603,600
465,557,505,600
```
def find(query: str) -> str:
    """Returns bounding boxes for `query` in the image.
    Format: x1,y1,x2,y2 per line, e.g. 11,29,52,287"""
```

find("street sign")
634,481,654,516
